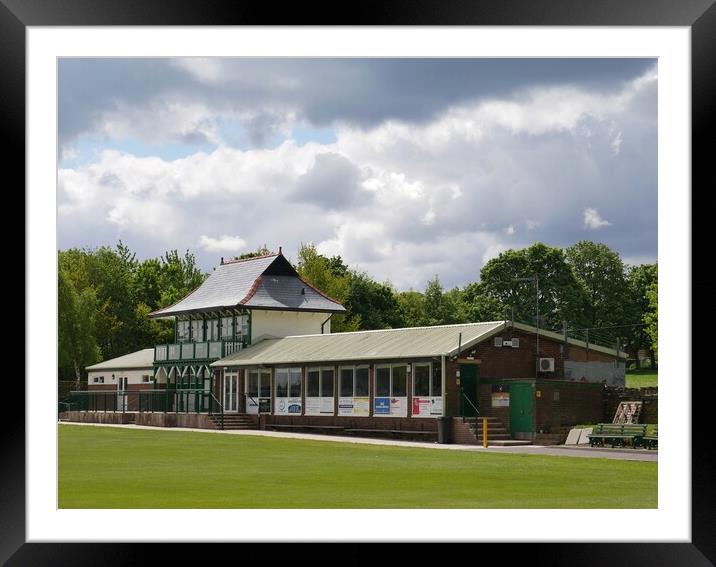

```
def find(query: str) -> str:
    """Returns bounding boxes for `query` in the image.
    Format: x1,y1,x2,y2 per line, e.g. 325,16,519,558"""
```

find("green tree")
479,243,590,330
565,241,627,329
344,271,404,329
234,244,273,260
623,263,657,369
462,282,508,322
644,279,658,360
396,290,425,327
422,276,463,326
58,268,101,388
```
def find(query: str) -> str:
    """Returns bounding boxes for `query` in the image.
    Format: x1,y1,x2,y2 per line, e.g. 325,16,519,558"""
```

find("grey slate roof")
86,349,154,371
212,321,507,367
150,254,345,318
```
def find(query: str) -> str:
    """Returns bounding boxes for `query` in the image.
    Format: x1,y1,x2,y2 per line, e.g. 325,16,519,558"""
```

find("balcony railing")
154,340,244,362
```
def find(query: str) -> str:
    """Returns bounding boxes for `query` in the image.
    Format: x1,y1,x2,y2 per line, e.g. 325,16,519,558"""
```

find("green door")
509,382,534,435
460,364,479,417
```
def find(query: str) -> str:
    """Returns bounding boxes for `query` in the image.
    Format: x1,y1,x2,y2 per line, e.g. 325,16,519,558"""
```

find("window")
374,364,409,417
414,364,430,397
276,371,289,397
355,367,369,396
275,367,302,415
221,316,233,339
93,376,104,384
208,319,220,341
307,369,320,397
236,314,249,336
142,375,152,383
376,367,390,397
191,319,204,342
392,365,407,397
306,367,335,415
246,368,271,414
176,320,190,342
339,367,353,397
412,362,443,417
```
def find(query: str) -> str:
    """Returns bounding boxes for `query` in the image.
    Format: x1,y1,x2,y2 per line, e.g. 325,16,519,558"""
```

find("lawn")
625,367,658,389
58,424,657,509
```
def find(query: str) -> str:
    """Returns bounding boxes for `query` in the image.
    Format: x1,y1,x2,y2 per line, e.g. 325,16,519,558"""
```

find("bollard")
483,416,488,448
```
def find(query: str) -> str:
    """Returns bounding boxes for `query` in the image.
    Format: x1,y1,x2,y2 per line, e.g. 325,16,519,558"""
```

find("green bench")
588,423,648,448
642,426,658,450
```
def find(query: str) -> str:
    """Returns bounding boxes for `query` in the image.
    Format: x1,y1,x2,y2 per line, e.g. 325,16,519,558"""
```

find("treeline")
58,240,657,386
295,241,657,368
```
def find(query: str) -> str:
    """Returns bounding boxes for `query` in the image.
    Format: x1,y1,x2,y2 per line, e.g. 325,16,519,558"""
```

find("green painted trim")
247,310,252,346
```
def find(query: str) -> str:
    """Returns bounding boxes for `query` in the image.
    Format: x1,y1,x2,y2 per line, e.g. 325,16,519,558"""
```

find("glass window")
289,368,302,397
247,371,259,397
177,320,189,341
376,367,390,397
208,319,220,341
432,363,442,396
321,369,334,397
191,319,203,342
276,369,288,397
340,368,353,397
259,371,271,398
414,364,430,396
355,367,369,396
392,365,407,397
221,316,233,339
307,369,320,397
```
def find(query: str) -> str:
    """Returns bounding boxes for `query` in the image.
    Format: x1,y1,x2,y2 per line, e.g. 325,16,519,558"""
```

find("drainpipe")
321,314,333,334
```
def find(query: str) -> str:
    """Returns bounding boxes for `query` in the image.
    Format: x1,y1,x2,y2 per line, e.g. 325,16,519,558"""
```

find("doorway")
509,382,534,437
117,376,128,411
222,371,239,413
459,364,479,417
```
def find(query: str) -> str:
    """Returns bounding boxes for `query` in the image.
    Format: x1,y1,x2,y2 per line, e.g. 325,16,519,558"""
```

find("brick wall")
603,388,658,424
534,381,603,432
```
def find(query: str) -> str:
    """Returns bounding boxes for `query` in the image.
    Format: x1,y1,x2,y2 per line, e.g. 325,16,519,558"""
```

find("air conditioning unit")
539,358,555,372
494,337,503,347
511,338,520,348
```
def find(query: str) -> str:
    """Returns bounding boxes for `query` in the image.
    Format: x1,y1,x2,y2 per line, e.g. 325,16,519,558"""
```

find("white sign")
305,397,335,416
338,397,369,416
275,397,302,415
412,396,443,417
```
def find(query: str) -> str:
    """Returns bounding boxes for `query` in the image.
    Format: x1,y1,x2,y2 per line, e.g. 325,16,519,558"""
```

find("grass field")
625,368,658,389
58,424,657,509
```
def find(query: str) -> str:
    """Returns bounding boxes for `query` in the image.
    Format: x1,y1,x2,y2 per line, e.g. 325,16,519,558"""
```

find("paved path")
59,421,657,462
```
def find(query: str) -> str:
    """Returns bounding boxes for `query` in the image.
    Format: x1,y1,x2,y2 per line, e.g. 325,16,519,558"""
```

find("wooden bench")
642,426,658,450
587,423,648,448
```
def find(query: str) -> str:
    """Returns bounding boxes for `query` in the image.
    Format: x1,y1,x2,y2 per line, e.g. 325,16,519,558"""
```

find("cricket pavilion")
61,250,627,445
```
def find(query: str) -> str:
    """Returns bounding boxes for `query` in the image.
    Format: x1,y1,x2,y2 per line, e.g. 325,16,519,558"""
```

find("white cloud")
198,234,248,252
583,207,612,229
58,64,656,289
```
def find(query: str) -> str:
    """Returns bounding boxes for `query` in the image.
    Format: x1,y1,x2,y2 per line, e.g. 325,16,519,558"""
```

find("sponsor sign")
491,392,510,407
412,397,444,417
305,397,335,416
374,397,391,415
275,397,302,415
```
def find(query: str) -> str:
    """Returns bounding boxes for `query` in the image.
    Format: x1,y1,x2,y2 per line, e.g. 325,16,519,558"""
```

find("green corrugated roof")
86,348,154,371
212,321,507,367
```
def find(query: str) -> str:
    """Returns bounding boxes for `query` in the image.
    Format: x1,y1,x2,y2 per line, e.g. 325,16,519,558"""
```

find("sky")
58,58,657,290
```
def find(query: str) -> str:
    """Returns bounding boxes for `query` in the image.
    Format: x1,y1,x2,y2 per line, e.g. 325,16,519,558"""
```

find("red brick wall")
534,381,603,431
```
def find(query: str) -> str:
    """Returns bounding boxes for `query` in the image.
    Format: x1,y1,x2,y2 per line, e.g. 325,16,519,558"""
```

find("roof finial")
278,246,282,255
220,257,224,265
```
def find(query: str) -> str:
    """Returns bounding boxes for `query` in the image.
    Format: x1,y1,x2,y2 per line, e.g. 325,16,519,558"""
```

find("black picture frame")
7,0,714,564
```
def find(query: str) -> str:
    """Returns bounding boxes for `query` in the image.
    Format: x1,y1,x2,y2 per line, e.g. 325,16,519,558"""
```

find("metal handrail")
460,387,480,423
208,392,225,430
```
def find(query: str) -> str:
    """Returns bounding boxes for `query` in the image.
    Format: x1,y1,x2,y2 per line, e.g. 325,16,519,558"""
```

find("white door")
223,371,239,413
117,376,128,411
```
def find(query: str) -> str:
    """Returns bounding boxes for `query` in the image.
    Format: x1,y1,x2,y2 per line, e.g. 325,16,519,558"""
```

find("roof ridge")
221,253,279,266
238,274,264,305
280,320,507,339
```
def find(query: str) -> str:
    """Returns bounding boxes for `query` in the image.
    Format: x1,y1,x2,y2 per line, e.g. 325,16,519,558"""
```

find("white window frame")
274,367,303,415
305,366,335,416
177,320,190,342
141,375,152,383
374,363,408,417
411,361,443,417
93,376,104,384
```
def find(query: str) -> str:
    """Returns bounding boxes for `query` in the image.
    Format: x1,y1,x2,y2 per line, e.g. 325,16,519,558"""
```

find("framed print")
9,0,715,564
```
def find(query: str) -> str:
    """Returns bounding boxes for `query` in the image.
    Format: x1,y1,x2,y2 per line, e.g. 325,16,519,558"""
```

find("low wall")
260,414,438,432
59,411,136,424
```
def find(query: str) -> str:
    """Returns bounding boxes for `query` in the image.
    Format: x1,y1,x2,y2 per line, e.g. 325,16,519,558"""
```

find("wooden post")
482,416,488,448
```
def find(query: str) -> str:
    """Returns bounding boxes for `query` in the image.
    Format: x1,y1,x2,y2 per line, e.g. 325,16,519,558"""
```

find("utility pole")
513,274,539,377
